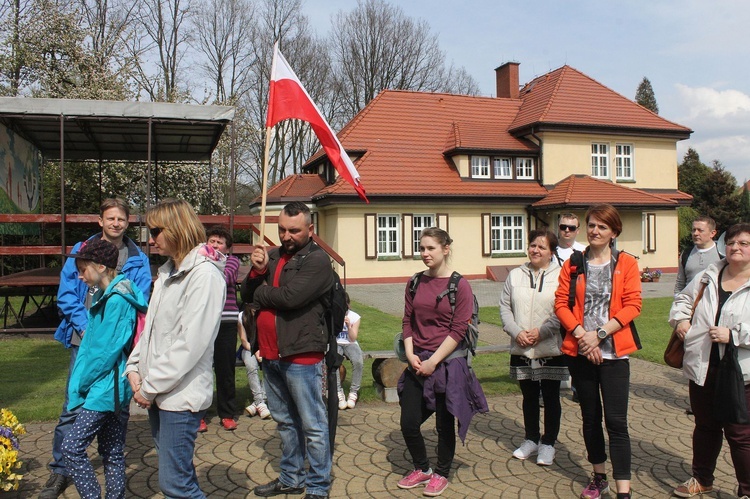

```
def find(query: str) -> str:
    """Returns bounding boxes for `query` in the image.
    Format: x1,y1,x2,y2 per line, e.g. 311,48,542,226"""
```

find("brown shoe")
674,477,713,497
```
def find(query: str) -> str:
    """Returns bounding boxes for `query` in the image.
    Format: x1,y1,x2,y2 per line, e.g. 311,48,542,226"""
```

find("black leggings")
399,370,455,478
518,378,562,445
567,355,631,480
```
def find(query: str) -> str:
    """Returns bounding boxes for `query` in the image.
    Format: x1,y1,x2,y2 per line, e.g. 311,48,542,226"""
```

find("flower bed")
0,408,25,492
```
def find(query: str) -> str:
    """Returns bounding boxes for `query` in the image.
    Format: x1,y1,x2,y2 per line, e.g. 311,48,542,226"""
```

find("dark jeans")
518,378,562,445
689,366,750,495
399,369,455,478
213,321,237,419
567,355,631,480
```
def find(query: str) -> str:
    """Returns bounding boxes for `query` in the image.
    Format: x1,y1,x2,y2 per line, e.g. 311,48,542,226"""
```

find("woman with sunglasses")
555,204,642,499
669,223,750,498
125,199,226,498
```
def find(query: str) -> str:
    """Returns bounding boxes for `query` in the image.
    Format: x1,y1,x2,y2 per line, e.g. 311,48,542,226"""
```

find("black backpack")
322,270,347,369
409,271,480,366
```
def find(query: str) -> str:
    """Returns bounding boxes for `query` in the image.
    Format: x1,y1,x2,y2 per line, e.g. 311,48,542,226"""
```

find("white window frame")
412,214,435,255
493,157,512,179
471,155,490,178
490,214,525,253
515,158,534,179
591,143,609,178
615,143,634,180
377,214,400,256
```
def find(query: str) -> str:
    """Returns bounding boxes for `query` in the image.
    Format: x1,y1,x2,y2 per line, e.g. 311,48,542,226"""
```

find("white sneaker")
256,402,271,419
512,439,539,460
338,391,347,410
347,392,358,409
536,444,555,466
245,404,258,417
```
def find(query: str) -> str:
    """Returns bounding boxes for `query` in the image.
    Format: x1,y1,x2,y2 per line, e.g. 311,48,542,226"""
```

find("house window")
471,156,490,178
412,214,435,254
516,158,534,179
615,144,633,180
377,214,399,256
494,158,512,178
591,143,609,178
490,214,524,253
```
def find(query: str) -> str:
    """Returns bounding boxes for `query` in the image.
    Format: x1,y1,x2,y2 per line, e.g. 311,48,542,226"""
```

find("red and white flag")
266,43,368,202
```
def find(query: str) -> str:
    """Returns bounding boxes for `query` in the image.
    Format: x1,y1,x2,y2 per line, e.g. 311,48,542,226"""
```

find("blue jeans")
335,343,364,394
148,405,206,498
61,409,126,499
263,359,330,496
50,345,79,476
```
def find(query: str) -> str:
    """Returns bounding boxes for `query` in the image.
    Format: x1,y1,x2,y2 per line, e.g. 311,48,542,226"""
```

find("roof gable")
510,66,691,135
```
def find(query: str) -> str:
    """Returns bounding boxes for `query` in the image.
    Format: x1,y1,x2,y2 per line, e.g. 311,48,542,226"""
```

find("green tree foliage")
740,182,750,223
635,76,659,114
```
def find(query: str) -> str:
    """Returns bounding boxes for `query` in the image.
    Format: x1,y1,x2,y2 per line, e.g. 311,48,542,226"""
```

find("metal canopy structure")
0,97,235,161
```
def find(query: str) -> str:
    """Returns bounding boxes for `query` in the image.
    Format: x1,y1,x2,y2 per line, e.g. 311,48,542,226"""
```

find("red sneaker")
220,418,237,431
197,419,208,433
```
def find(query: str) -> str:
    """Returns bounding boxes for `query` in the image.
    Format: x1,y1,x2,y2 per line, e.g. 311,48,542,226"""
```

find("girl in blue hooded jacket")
60,239,148,499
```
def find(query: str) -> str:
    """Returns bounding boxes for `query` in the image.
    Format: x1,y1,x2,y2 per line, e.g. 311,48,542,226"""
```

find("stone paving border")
11,358,739,498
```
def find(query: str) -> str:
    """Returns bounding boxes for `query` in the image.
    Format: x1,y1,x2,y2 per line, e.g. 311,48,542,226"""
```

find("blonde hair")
76,260,118,281
146,199,206,263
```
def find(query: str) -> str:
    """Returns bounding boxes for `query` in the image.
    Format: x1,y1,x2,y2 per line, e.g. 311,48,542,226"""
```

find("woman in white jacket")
126,199,226,499
500,229,567,466
669,222,750,498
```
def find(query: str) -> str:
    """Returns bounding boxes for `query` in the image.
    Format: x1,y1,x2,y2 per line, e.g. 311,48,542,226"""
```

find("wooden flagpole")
258,126,273,244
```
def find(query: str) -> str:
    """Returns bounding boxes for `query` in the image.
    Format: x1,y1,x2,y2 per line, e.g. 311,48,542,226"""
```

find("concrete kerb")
13,273,742,498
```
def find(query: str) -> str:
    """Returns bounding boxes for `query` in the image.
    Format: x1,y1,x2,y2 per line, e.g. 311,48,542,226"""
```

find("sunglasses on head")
559,224,578,232
149,227,164,238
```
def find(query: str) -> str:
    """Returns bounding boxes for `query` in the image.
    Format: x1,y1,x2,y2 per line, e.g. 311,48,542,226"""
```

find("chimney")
495,62,520,99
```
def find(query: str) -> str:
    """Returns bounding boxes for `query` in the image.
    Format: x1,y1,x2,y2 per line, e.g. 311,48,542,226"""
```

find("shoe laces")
586,473,606,490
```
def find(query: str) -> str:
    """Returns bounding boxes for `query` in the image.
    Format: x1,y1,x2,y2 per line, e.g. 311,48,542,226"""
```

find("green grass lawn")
0,297,676,423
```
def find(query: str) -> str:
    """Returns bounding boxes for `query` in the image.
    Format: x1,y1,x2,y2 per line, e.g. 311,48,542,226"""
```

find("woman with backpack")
555,204,642,499
396,227,488,497
500,228,566,466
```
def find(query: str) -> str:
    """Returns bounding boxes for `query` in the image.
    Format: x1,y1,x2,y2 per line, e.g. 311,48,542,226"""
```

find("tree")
739,182,750,223
702,160,740,233
635,76,658,114
329,0,480,118
678,148,711,201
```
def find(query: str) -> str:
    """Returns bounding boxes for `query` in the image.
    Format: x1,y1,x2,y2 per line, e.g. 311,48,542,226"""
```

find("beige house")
252,63,692,283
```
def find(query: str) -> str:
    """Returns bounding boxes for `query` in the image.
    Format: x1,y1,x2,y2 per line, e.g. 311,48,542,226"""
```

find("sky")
303,0,750,183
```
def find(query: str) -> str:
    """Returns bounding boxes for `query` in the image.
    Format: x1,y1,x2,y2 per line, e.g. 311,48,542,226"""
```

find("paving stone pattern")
11,274,741,498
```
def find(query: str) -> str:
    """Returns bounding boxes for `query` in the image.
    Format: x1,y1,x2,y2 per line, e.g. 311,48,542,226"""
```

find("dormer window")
516,158,534,179
494,158,512,178
471,156,490,178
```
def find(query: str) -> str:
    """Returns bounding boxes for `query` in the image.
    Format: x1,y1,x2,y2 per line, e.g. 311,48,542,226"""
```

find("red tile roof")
312,90,547,199
256,174,327,203
532,175,680,209
511,66,692,135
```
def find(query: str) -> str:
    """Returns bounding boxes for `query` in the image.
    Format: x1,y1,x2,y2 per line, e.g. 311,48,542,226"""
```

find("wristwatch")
596,327,608,340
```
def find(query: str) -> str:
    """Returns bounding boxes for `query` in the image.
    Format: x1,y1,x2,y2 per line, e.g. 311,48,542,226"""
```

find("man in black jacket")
242,202,333,499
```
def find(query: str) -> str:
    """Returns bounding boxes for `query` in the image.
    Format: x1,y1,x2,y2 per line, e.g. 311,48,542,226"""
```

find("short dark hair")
100,197,130,219
207,225,233,248
724,223,750,243
528,229,558,252
585,204,622,238
282,201,312,225
693,216,717,231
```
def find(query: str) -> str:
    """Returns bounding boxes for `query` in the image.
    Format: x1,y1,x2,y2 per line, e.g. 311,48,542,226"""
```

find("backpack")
409,271,480,367
323,270,348,369
680,244,724,272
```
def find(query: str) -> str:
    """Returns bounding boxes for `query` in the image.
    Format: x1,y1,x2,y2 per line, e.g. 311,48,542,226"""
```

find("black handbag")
713,334,750,424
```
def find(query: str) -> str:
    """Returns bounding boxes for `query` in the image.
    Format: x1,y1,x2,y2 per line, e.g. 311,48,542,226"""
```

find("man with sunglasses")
40,198,152,499
556,214,586,263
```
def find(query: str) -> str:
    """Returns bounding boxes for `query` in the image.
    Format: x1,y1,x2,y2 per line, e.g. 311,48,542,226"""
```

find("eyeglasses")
726,240,750,248
559,224,578,232
149,227,164,238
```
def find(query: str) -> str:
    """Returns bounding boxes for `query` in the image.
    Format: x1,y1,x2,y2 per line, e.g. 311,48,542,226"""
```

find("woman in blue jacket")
60,239,148,499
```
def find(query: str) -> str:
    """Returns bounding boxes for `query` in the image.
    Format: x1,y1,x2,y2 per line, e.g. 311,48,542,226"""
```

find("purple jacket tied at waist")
398,349,488,442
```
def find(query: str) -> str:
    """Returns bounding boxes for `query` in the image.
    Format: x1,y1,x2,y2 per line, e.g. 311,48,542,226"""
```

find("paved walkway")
11,274,742,498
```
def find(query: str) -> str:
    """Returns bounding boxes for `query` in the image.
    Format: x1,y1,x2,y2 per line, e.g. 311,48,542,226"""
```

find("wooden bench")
362,343,510,402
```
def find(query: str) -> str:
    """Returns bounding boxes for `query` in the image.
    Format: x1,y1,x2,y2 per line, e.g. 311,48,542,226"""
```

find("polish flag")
266,44,368,202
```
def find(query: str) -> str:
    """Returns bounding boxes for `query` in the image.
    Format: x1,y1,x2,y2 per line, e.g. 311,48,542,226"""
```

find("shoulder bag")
713,333,749,424
664,282,707,368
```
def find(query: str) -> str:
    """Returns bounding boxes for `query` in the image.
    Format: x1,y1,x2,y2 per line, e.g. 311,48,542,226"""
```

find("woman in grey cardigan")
500,228,567,466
